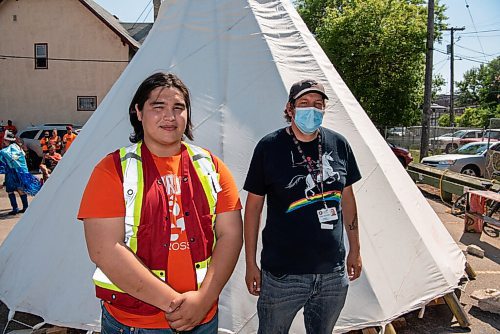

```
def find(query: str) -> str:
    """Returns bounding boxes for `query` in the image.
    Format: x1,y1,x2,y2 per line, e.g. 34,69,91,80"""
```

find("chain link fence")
384,120,500,179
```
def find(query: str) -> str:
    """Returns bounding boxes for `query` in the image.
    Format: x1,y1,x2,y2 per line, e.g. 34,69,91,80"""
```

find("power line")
434,48,449,56
455,54,489,65
130,0,152,30
457,29,500,35
433,58,448,67
143,3,154,23
0,54,129,63
458,34,500,38
464,0,488,63
455,44,499,57
434,58,449,73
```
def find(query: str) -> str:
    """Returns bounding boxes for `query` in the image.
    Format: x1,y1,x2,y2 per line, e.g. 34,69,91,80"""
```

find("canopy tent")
0,0,465,333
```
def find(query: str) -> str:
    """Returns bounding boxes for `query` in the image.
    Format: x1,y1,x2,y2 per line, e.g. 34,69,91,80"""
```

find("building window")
34,43,48,69
77,96,97,111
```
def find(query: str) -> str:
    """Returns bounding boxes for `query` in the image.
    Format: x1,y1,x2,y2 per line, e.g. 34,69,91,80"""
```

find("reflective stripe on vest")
93,143,144,292
93,142,219,291
183,143,221,286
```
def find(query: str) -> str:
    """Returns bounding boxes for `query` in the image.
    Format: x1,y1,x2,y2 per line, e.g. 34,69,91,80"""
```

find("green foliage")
295,0,345,34
456,105,500,128
438,113,450,127
432,74,445,101
296,0,446,127
456,56,500,107
455,56,500,127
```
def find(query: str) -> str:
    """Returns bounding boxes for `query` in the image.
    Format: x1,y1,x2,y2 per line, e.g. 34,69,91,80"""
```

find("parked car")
17,123,81,170
459,129,500,146
387,127,413,137
421,141,500,177
388,142,413,167
429,129,483,153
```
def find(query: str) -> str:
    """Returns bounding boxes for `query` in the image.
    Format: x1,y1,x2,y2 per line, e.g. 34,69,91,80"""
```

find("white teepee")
0,1,465,333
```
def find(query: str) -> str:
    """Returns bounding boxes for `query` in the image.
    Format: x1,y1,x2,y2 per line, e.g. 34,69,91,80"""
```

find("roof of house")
120,23,154,44
78,0,141,50
0,0,142,50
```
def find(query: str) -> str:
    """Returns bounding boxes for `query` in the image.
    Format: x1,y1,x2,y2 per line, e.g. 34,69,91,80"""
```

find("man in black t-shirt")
244,79,362,334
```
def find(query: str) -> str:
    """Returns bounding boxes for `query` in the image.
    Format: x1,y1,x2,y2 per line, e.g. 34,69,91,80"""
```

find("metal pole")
419,0,435,160
450,28,455,126
444,27,465,127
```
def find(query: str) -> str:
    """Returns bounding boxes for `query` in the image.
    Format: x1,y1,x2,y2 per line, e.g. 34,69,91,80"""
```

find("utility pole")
420,0,435,160
444,27,465,127
153,0,162,21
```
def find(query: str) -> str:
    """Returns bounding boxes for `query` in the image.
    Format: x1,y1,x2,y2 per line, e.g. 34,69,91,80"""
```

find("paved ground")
0,180,498,333
398,185,499,334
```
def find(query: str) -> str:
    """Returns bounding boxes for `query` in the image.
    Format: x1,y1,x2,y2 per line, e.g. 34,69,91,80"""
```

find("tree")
455,105,500,128
456,57,500,107
432,74,445,101
455,56,500,126
296,0,446,127
438,113,449,127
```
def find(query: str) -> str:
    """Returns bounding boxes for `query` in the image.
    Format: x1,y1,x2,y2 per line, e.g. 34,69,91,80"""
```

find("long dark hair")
129,72,193,143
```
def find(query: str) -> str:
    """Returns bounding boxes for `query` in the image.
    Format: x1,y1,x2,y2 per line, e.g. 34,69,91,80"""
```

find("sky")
433,0,500,94
95,0,500,94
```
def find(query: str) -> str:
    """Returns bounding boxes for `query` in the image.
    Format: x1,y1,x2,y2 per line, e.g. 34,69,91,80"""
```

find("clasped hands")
164,290,212,332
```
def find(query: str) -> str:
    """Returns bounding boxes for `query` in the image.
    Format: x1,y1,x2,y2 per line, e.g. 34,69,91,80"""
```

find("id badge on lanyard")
317,206,338,230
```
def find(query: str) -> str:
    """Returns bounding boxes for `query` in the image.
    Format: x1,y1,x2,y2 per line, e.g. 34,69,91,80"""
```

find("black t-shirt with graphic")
244,127,361,274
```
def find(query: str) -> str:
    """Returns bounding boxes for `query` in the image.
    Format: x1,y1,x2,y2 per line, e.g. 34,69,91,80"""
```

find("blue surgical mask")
294,107,324,135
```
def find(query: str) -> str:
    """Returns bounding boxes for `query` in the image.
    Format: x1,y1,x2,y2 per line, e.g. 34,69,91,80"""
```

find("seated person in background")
49,128,62,153
39,145,62,181
40,131,50,155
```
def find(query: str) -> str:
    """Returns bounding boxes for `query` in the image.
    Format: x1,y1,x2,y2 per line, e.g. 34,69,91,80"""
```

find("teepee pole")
384,323,397,334
443,292,470,328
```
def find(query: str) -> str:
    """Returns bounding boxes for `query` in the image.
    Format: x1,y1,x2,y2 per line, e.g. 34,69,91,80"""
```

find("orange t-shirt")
63,133,77,150
78,149,241,328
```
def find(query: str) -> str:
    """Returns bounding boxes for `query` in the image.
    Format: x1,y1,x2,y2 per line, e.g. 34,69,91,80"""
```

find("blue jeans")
100,304,218,334
257,267,349,334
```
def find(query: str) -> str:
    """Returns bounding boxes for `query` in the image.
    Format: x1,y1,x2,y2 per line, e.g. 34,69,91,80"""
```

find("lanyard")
288,127,328,207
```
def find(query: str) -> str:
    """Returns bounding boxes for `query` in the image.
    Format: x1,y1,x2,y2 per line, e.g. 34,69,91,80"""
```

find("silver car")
421,142,500,177
429,129,483,153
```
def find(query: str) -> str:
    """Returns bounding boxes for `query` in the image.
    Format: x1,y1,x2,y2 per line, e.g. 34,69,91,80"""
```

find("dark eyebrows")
174,102,186,108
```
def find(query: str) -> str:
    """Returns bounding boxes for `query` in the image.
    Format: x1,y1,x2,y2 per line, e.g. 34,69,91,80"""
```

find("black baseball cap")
288,79,329,102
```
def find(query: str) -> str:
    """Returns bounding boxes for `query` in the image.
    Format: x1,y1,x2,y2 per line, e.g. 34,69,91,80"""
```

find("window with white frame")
77,96,97,111
34,43,48,69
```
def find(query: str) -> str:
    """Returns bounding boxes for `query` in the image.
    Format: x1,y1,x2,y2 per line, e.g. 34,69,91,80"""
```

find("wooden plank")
465,262,477,280
408,163,500,192
443,292,471,328
385,323,397,334
391,317,407,329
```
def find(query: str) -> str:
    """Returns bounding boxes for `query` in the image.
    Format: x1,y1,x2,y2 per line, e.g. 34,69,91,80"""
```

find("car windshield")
450,130,467,138
456,143,490,155
483,131,500,139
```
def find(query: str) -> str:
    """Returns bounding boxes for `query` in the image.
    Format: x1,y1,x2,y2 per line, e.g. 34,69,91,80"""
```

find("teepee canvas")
0,0,465,333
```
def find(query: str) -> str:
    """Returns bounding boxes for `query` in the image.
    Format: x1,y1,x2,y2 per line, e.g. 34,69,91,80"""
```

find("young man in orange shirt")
62,126,77,154
79,73,243,333
39,131,50,154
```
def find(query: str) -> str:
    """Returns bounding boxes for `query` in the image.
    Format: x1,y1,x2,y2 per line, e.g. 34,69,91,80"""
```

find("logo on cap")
288,79,329,102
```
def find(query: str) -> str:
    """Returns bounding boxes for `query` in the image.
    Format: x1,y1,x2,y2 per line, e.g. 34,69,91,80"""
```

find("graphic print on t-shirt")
160,174,189,251
285,150,342,213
